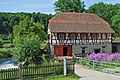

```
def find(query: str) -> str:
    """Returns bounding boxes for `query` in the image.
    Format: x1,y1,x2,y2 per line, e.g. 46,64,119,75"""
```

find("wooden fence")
0,59,75,80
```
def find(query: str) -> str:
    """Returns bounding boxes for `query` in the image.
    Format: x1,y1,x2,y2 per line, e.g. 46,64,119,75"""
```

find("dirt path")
75,64,120,80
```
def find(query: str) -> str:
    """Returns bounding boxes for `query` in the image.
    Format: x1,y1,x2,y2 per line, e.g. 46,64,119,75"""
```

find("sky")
0,0,120,14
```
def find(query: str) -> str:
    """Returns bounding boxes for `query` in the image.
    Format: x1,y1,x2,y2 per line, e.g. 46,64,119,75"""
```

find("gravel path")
75,64,120,80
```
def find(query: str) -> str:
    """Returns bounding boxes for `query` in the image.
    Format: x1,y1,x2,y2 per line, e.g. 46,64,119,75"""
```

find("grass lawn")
0,48,14,59
78,57,120,75
38,75,79,80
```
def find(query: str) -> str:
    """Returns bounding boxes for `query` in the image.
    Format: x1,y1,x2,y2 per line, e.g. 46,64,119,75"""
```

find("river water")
0,58,18,69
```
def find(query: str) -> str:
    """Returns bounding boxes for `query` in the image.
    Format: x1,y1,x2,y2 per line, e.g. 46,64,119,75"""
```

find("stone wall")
72,43,112,56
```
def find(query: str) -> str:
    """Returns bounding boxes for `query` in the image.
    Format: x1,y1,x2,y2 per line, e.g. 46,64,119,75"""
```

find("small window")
59,33,64,40
82,33,86,40
82,47,86,53
92,33,96,40
102,33,106,39
71,33,75,40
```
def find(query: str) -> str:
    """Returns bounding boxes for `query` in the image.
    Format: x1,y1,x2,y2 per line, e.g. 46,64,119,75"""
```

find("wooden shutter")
96,33,98,40
64,33,66,40
80,33,82,40
57,33,60,39
105,33,108,39
48,34,50,39
86,33,88,40
101,33,103,39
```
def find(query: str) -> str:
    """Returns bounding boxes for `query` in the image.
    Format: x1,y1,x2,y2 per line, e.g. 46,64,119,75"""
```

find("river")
0,58,18,69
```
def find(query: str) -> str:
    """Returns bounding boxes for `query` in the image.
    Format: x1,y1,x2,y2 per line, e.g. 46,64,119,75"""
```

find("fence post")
63,58,67,76
93,60,95,69
19,63,22,80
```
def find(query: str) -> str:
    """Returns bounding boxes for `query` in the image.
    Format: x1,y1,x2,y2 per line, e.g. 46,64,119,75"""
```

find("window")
82,33,86,40
82,47,86,53
71,33,75,40
92,33,96,40
59,33,64,40
102,33,106,39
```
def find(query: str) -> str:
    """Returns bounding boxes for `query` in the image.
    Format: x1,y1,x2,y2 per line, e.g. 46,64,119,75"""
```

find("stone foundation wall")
72,43,112,56
49,43,112,57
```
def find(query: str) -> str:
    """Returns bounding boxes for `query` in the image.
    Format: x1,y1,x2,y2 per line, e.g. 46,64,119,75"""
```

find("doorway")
94,49,100,53
63,47,68,56
54,45,72,57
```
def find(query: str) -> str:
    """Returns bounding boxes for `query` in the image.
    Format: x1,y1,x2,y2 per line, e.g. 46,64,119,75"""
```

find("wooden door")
54,45,72,57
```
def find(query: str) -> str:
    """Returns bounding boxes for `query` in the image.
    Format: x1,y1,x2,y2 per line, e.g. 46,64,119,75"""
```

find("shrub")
86,53,120,62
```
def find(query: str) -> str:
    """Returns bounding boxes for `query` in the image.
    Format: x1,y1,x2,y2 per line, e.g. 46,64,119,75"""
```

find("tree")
13,18,47,62
87,2,120,25
13,35,43,62
2,21,10,35
54,0,85,12
111,9,120,39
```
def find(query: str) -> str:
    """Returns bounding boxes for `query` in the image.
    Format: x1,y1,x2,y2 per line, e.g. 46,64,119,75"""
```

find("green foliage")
40,75,79,80
14,18,46,38
41,54,48,64
0,35,4,47
87,2,120,24
54,0,85,12
111,9,120,38
0,48,13,59
13,35,44,62
0,12,53,35
13,18,47,62
87,2,120,39
3,43,13,48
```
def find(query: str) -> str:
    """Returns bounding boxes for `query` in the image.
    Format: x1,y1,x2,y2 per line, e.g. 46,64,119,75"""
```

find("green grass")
39,75,79,80
0,47,14,52
3,43,13,48
0,48,14,58
78,57,120,75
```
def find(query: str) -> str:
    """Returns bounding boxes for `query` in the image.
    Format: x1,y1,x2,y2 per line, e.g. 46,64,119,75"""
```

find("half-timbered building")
48,12,114,57
112,37,120,53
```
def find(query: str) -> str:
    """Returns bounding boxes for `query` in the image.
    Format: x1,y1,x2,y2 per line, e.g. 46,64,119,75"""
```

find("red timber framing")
54,45,72,57
50,32,111,45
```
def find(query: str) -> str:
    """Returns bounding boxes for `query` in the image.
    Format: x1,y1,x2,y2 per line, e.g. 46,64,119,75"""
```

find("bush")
86,53,120,62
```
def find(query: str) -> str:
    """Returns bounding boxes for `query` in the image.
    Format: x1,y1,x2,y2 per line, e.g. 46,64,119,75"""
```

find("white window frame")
102,33,106,39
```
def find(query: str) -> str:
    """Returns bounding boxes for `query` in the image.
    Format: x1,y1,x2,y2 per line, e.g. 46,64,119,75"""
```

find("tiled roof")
48,12,114,33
